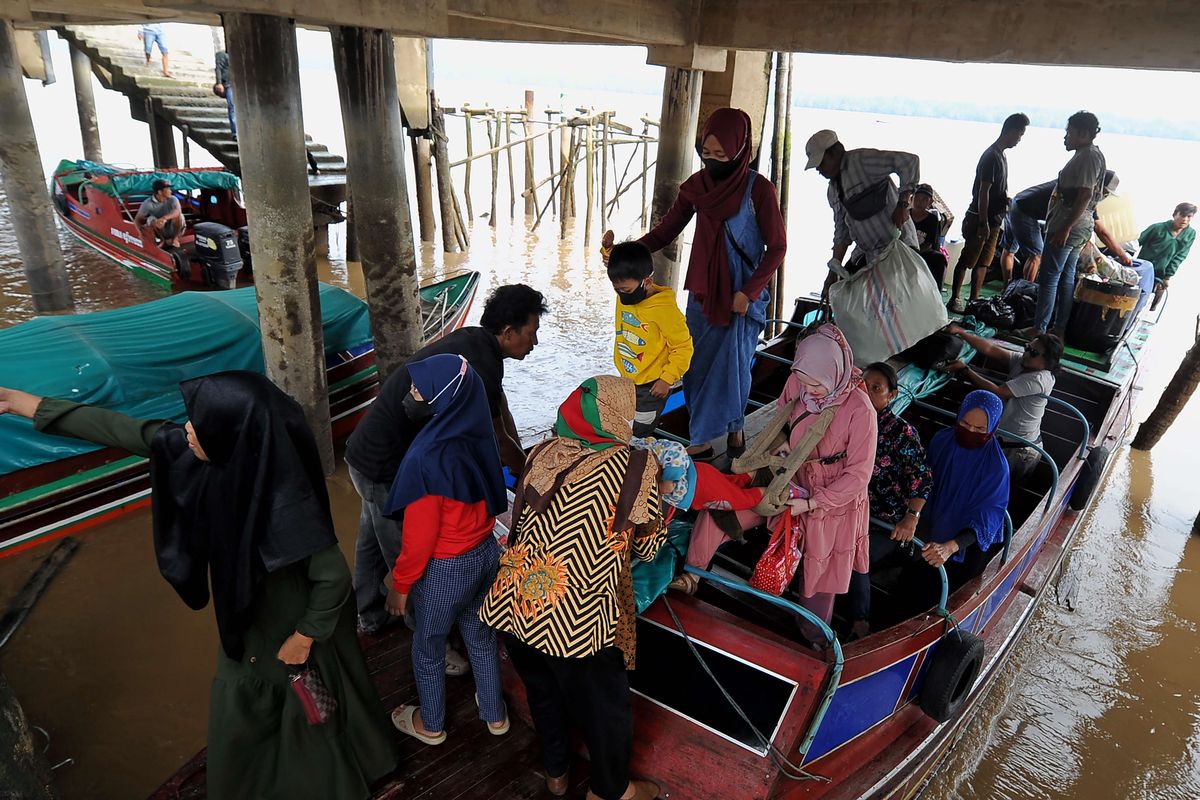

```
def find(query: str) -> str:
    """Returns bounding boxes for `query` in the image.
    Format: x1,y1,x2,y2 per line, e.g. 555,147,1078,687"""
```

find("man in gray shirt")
942,324,1062,481
1030,111,1108,336
134,179,184,248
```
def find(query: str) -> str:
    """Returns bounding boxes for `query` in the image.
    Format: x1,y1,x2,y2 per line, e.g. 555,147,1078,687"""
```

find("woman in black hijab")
0,372,396,799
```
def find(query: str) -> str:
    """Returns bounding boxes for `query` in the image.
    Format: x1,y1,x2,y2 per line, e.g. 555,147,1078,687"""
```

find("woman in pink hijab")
680,324,877,626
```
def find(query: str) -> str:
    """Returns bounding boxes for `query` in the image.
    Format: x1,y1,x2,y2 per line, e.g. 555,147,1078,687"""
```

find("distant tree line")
792,93,1198,142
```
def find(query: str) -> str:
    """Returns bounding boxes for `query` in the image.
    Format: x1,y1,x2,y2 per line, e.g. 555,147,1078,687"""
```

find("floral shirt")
869,409,933,524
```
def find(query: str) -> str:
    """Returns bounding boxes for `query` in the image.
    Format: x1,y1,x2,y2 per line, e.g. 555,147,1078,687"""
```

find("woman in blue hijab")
916,390,1010,596
382,354,510,746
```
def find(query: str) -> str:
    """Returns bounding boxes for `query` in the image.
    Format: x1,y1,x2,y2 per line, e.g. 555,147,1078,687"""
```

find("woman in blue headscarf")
915,390,1010,596
382,354,510,746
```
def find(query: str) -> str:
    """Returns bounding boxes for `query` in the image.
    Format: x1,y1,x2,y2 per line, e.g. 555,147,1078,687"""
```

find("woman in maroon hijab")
608,107,786,460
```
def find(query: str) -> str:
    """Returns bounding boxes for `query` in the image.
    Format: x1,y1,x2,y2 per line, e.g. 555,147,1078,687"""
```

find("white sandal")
391,705,447,745
475,693,510,736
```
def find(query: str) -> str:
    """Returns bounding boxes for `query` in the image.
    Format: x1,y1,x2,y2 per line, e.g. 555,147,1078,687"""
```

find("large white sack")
828,238,949,366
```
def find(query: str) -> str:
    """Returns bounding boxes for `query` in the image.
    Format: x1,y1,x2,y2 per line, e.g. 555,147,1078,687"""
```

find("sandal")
688,446,717,462
475,693,510,735
667,572,699,595
391,705,446,745
444,644,471,677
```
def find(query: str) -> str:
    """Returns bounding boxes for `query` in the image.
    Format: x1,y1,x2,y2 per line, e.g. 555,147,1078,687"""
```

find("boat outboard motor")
192,221,243,289
237,226,252,272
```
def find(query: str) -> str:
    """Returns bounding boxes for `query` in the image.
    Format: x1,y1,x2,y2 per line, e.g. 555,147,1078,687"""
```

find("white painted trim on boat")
1,485,150,551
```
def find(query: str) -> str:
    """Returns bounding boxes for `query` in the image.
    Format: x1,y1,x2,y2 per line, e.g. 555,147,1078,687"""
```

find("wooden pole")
487,112,499,228
585,119,595,245
524,92,536,217
462,110,475,220
546,108,558,215
412,135,437,243
504,111,516,219
774,53,794,329
431,95,459,253
641,120,651,228
1131,335,1200,450
345,196,359,261
599,112,609,231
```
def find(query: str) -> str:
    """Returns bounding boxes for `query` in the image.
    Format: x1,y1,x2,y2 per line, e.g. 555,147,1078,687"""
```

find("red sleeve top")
638,174,786,300
392,495,496,594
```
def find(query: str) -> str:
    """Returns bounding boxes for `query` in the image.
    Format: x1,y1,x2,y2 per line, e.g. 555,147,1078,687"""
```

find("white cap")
804,129,839,170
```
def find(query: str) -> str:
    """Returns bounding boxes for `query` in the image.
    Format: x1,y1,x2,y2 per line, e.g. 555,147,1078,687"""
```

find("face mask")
954,425,992,449
401,392,433,422
702,158,738,181
617,283,649,305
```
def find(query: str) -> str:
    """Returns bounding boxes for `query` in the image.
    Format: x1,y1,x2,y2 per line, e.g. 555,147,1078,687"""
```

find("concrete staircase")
57,25,347,181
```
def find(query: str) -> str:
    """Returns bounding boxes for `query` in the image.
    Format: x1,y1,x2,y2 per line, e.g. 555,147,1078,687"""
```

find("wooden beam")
0,0,32,22
699,0,1200,72
447,0,690,45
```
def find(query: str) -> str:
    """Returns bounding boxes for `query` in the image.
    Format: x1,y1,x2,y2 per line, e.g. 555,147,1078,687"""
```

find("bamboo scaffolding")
523,92,536,217
504,111,516,219
462,108,476,219
487,113,499,228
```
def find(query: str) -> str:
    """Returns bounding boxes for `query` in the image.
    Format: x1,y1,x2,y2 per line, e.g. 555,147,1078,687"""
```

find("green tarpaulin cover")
54,159,241,197
0,284,370,476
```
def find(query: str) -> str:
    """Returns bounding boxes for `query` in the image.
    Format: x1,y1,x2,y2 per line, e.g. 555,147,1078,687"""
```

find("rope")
660,596,830,783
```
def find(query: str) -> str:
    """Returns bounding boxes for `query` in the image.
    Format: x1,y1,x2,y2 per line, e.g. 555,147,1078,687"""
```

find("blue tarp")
0,284,370,476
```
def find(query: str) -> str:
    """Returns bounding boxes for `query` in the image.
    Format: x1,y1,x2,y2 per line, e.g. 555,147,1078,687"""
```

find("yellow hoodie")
613,283,693,386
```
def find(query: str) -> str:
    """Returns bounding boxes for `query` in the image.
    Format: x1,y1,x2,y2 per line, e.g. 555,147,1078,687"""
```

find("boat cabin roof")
54,159,240,199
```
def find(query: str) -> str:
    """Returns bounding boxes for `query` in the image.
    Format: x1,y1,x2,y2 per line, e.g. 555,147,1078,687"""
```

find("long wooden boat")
0,272,479,558
51,159,257,291
146,281,1154,799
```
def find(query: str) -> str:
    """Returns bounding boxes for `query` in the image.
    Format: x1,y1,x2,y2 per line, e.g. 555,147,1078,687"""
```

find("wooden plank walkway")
148,624,597,800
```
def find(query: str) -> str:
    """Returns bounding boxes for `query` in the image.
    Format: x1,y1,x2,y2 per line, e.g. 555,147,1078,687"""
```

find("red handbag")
289,664,337,726
749,508,803,596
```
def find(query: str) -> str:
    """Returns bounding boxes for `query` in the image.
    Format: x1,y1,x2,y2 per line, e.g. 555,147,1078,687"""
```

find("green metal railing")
682,565,842,760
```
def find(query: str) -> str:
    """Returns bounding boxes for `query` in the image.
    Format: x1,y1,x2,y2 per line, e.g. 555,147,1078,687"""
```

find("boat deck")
148,624,596,800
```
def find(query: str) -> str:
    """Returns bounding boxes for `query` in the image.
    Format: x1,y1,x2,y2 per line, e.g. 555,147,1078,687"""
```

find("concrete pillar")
153,112,178,169
649,67,703,289
332,26,424,378
698,50,772,164
69,45,102,162
224,13,332,472
0,20,73,313
412,135,436,243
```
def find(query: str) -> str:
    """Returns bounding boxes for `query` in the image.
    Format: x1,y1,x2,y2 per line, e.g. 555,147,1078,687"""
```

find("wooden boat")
51,159,258,291
0,272,479,558
146,285,1154,799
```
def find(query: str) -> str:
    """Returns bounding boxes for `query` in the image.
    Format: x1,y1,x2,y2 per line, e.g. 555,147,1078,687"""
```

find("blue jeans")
225,84,237,138
1034,242,1082,332
1006,206,1043,258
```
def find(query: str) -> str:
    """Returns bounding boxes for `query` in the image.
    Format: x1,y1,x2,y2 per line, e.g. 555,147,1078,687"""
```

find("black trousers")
502,633,632,800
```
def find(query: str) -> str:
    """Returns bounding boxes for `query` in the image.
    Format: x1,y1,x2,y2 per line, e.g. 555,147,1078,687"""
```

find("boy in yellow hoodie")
607,240,694,436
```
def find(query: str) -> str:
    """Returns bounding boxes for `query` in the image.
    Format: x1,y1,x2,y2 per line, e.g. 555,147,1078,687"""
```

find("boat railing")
1038,394,1091,459
680,564,843,761
867,518,950,615
910,399,1060,514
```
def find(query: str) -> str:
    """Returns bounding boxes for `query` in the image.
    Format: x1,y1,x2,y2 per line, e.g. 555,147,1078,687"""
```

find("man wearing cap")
910,183,946,285
946,113,1028,313
804,129,920,292
1028,111,1111,337
134,179,184,249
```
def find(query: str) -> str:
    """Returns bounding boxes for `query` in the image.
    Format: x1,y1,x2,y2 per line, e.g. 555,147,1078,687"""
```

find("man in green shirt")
1140,202,1196,309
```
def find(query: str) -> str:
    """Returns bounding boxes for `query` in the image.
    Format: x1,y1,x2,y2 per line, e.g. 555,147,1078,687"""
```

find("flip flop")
475,693,510,736
391,705,446,745
668,572,699,595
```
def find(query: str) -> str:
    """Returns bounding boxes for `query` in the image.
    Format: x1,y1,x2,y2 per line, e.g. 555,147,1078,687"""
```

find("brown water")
4,48,1200,798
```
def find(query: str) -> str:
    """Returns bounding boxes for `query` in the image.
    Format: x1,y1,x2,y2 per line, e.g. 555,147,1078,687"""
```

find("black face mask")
617,283,649,306
401,392,433,422
702,158,738,182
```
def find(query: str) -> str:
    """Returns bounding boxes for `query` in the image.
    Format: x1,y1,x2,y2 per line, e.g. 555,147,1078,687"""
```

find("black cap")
914,183,934,197
152,178,172,192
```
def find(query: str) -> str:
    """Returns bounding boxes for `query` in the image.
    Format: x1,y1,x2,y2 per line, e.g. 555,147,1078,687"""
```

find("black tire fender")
170,248,191,281
919,630,985,723
1069,444,1111,512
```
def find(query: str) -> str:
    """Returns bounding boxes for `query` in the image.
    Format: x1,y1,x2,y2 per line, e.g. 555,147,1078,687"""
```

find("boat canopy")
54,159,241,197
0,284,370,475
